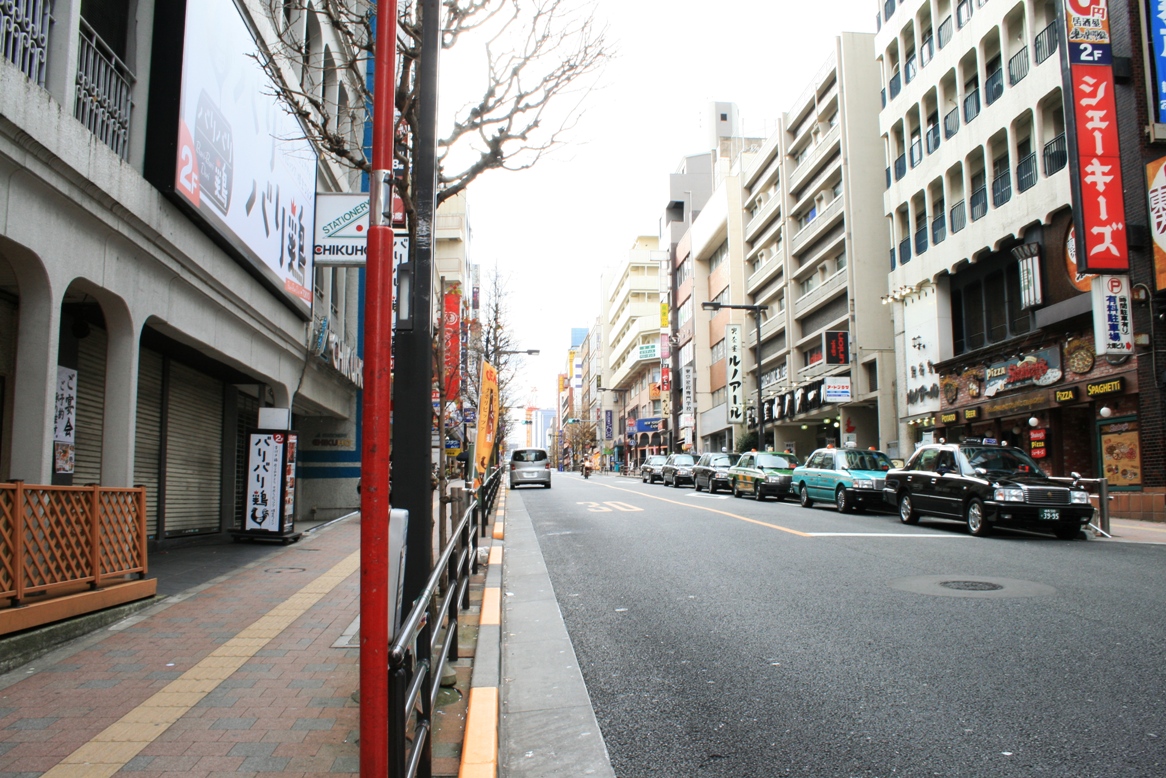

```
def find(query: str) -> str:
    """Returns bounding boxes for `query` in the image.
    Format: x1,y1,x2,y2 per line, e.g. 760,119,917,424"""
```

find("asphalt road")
513,471,1166,778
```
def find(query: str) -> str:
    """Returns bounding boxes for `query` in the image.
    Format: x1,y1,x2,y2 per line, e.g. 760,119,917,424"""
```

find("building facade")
0,1,365,540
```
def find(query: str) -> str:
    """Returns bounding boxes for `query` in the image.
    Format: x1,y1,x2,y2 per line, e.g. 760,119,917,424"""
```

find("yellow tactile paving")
459,686,499,776
42,549,361,777
480,587,501,626
488,545,503,565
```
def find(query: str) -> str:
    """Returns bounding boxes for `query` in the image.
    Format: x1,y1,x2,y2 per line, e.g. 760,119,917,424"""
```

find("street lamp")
500,349,541,356
702,301,770,451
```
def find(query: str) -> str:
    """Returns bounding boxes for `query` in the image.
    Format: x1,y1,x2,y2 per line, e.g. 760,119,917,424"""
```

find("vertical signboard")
682,365,695,414
1091,275,1135,353
1147,0,1166,124
725,324,745,425
823,331,850,365
54,367,77,474
1145,156,1166,292
1060,0,1129,272
604,410,613,440
242,430,299,538
474,361,499,482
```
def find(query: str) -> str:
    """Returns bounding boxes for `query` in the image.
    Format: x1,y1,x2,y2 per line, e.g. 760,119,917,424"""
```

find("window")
865,359,879,392
777,293,786,312
711,339,727,363
799,274,819,298
677,297,693,327
835,252,847,273
712,387,727,406
803,344,823,366
708,240,729,272
951,258,1032,354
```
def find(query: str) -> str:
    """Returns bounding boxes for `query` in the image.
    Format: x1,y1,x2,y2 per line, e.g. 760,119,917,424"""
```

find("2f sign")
1073,43,1111,64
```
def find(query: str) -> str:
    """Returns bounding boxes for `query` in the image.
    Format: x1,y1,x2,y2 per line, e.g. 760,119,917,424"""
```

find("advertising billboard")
171,0,318,314
726,324,744,425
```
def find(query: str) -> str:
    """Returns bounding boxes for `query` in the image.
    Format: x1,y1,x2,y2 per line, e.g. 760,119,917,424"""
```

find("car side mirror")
974,467,987,477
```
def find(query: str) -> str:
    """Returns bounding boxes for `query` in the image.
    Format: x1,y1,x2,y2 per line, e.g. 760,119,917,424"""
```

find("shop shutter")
73,327,107,486
232,391,260,531
134,349,164,538
163,361,223,536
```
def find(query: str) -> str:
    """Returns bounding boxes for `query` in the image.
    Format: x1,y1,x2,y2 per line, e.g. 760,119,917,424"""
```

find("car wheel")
709,483,718,495
642,474,648,483
835,487,851,514
898,493,919,524
754,482,766,501
799,483,813,508
732,480,742,498
694,478,703,492
1054,524,1081,540
965,497,991,536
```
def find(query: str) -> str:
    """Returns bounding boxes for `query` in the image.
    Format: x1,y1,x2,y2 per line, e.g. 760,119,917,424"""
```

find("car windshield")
670,455,695,465
961,446,1043,475
709,455,736,467
842,451,893,471
646,456,666,465
756,453,798,469
512,450,546,462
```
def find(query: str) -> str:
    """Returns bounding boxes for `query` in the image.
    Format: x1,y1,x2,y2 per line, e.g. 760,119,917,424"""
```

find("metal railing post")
1098,477,1111,535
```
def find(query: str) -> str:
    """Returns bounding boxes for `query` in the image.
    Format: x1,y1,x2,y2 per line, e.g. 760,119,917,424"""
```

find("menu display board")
1099,419,1140,487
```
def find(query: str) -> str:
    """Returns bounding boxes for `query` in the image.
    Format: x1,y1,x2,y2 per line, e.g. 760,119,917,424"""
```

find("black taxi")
882,439,1093,539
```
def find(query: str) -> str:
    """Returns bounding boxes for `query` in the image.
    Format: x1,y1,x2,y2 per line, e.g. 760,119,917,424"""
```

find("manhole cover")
940,580,1004,591
889,575,1055,599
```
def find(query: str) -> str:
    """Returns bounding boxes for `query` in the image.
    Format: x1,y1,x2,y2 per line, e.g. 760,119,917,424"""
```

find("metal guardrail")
385,466,502,778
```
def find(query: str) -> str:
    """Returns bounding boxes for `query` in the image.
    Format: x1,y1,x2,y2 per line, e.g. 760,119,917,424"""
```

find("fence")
0,482,148,607
385,466,502,778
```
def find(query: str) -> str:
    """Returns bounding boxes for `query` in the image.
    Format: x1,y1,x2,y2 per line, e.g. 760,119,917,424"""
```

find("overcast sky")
441,0,877,411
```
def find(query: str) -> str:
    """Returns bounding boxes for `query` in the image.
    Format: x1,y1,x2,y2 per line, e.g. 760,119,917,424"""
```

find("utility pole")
360,0,398,773
392,0,441,615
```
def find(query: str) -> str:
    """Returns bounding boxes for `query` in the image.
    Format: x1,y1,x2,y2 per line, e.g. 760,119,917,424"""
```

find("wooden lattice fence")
0,482,148,606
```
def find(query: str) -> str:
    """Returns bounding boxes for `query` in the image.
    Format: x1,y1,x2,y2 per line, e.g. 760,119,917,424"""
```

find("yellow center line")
43,550,362,778
593,481,812,537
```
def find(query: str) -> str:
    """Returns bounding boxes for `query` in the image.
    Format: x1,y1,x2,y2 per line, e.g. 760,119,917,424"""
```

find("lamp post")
702,301,769,451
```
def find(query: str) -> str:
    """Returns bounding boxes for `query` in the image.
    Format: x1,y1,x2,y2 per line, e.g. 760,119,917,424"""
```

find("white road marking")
804,532,969,538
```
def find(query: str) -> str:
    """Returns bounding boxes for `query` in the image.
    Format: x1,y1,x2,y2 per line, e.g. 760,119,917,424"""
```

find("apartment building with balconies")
877,0,1150,485
741,33,894,457
0,1,367,539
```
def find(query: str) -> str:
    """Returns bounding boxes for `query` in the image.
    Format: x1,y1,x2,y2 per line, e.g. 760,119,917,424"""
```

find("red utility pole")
361,1,398,774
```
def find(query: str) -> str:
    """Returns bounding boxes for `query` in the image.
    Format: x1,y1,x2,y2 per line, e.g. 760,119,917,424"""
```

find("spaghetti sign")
1061,0,1129,272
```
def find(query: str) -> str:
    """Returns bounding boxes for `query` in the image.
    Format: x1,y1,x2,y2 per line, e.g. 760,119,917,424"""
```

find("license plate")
524,472,536,478
1039,508,1060,520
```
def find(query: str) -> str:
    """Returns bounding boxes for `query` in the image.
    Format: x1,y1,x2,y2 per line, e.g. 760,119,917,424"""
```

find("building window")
799,274,819,298
950,258,1032,354
865,359,879,392
711,387,727,406
711,338,726,363
708,240,729,272
803,345,823,367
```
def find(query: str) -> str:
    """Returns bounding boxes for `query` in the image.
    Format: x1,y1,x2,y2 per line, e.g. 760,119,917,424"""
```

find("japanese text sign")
1091,275,1134,354
725,324,744,424
443,285,462,398
1145,156,1166,292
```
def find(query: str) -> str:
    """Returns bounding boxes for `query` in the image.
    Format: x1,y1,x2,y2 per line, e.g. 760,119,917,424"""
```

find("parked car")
728,451,801,500
693,452,740,493
882,439,1093,539
641,455,668,483
661,453,698,487
792,447,895,512
509,448,551,489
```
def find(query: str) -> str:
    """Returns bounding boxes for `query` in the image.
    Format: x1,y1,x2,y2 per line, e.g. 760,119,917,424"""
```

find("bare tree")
260,0,610,226
561,418,598,470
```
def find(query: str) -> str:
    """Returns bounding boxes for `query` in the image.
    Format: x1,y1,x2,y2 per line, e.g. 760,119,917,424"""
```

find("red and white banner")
443,285,462,398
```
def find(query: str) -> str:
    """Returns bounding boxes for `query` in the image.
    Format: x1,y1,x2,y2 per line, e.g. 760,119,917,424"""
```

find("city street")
513,472,1166,777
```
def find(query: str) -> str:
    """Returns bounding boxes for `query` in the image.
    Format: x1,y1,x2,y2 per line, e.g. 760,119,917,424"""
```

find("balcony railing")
915,225,929,256
889,71,902,99
992,169,1012,207
926,124,941,153
1043,133,1067,175
938,15,953,48
950,200,967,233
970,186,988,220
894,153,907,180
899,236,912,265
932,212,947,245
957,0,972,28
944,107,960,139
905,54,918,84
75,18,135,161
985,68,1004,105
1009,47,1030,85
964,88,981,123
1017,153,1038,192
910,139,923,168
1035,22,1058,64
2,0,52,86
921,35,935,66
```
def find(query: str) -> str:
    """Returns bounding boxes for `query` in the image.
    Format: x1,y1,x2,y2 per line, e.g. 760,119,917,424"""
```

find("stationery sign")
725,324,745,425
1091,275,1135,354
1060,0,1129,272
244,430,297,535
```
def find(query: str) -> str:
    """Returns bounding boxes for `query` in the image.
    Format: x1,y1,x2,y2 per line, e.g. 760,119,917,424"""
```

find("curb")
460,489,507,777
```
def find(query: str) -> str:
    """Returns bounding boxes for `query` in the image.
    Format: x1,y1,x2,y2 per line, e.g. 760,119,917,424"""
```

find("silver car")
509,448,552,489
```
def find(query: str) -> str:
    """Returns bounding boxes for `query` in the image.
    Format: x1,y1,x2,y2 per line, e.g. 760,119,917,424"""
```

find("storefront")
935,334,1141,489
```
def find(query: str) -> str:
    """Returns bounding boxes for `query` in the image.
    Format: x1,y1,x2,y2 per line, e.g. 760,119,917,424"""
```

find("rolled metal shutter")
73,326,108,486
134,348,164,538
163,361,223,536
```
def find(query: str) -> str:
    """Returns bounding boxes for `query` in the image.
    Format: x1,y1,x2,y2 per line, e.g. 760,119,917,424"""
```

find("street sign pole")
360,1,398,774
